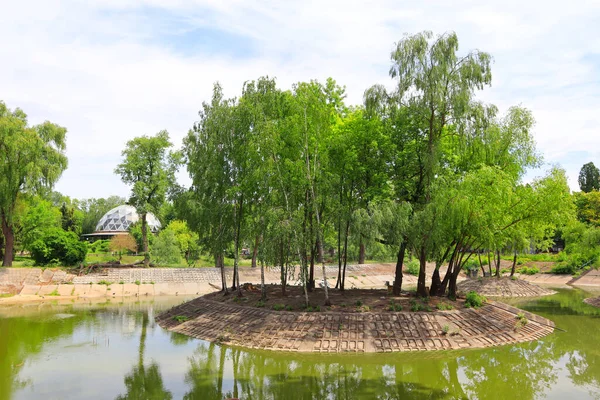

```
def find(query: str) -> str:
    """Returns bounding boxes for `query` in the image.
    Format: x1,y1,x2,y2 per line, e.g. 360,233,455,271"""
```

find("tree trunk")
251,235,259,268
1,215,14,267
430,268,442,296
233,198,243,296
260,259,266,301
141,213,149,268
358,237,366,264
487,251,492,276
416,247,428,297
336,219,342,290
495,250,501,277
340,219,350,291
510,251,518,277
309,242,315,292
280,239,286,296
315,238,323,263
478,252,485,275
217,252,228,294
393,241,406,295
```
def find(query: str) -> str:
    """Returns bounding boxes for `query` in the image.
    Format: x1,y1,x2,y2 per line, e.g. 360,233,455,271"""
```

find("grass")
465,291,487,308
172,315,189,322
436,302,454,311
48,289,60,296
0,293,15,298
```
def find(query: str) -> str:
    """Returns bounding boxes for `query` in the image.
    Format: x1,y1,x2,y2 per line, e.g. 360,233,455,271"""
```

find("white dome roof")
95,205,161,233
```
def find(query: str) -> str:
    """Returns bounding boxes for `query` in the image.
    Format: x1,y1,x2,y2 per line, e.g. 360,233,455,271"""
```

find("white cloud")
1,0,599,198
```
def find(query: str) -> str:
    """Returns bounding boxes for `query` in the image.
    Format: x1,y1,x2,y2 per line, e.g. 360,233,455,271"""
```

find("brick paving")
583,296,600,308
156,297,554,353
457,277,556,297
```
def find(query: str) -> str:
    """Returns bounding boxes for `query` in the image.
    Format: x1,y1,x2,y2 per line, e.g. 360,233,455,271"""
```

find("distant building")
82,205,161,241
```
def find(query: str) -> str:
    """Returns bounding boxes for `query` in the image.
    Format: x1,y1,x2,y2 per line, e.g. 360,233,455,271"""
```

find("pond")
0,288,599,400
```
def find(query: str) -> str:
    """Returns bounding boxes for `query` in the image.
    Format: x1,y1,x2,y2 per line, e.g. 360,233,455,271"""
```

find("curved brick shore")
584,296,600,308
458,277,556,297
156,297,554,353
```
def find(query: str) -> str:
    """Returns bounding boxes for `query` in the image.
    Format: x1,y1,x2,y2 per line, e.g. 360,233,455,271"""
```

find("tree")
12,195,62,253
578,162,600,193
366,31,492,296
115,131,179,267
162,220,199,266
574,190,600,226
0,101,68,266
152,229,182,265
109,234,137,261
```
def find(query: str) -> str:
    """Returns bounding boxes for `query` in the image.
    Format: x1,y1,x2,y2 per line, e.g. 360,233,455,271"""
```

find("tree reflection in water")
116,312,172,400
181,290,600,400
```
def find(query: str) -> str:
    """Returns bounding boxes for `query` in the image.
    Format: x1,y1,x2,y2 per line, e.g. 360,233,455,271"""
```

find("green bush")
30,229,87,266
406,259,420,275
465,291,486,308
550,263,574,274
462,258,480,272
516,266,540,275
151,230,182,265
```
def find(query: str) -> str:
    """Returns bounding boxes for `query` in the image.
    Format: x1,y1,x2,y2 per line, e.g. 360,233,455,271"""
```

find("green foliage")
516,266,540,275
465,291,487,308
161,220,199,266
578,162,600,193
272,304,285,311
388,301,403,311
436,302,454,310
29,228,87,266
574,191,600,227
256,300,266,308
172,315,189,322
0,101,68,266
406,259,420,275
462,258,480,272
151,229,182,265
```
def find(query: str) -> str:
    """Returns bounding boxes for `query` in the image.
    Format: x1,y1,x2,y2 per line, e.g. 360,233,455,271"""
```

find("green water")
0,289,599,400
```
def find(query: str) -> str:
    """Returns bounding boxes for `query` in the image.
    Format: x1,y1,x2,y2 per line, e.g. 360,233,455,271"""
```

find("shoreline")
156,295,555,353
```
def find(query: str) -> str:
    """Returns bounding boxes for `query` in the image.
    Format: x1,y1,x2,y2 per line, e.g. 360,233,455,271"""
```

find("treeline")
177,31,572,301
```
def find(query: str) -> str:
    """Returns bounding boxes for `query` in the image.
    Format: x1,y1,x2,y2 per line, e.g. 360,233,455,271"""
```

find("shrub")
516,266,540,275
30,228,87,266
465,291,486,308
406,259,420,275
272,304,285,311
550,263,574,275
388,301,403,311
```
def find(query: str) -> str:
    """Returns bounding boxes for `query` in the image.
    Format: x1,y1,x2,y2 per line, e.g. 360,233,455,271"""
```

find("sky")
1,0,599,200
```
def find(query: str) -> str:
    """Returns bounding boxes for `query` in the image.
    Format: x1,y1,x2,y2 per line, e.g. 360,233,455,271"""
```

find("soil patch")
156,285,555,353
204,285,459,313
458,277,556,297
584,296,600,308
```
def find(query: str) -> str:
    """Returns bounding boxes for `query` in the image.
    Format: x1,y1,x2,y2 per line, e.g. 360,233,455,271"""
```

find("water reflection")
116,312,172,400
0,290,598,400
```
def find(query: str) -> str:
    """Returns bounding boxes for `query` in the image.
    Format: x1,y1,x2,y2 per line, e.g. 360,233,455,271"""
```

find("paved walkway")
156,297,554,353
457,277,556,297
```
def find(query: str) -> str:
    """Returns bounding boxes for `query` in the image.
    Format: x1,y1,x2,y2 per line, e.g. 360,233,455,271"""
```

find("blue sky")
1,0,599,199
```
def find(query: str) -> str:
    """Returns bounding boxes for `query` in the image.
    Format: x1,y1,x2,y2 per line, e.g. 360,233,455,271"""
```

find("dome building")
84,205,161,240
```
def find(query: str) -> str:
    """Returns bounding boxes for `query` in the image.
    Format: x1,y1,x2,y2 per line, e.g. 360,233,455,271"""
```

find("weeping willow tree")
0,101,68,266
